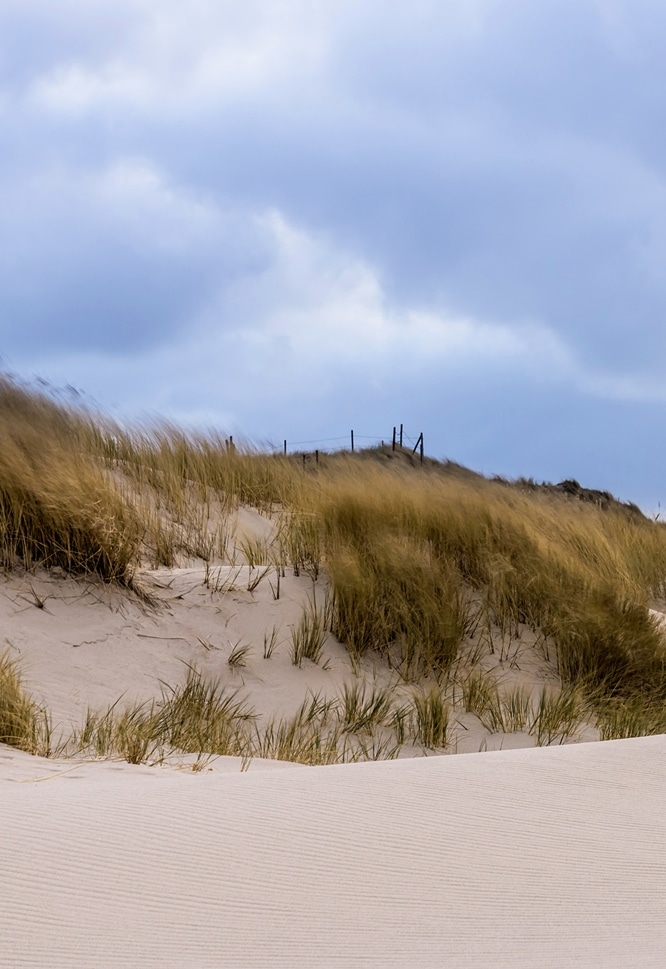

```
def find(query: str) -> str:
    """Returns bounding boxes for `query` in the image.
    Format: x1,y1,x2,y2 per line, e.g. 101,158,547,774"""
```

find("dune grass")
0,652,52,756
67,674,409,767
461,668,590,744
290,600,328,667
4,374,666,759
295,463,666,712
412,686,450,749
70,667,257,764
337,681,395,734
0,376,140,582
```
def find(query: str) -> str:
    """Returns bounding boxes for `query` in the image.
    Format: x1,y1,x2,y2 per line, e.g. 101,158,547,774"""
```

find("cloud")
16,0,335,118
0,157,273,354
216,211,574,381
7,206,590,414
2,160,662,414
3,0,666,505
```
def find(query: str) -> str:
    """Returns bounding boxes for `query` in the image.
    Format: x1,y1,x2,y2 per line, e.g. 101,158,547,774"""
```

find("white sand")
2,736,665,968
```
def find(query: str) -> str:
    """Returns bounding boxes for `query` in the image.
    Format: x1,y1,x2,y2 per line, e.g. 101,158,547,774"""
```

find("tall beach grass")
4,374,666,749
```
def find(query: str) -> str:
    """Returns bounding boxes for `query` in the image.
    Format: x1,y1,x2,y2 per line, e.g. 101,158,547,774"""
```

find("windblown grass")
252,693,340,765
596,696,666,741
337,681,395,734
68,675,409,767
0,652,52,756
298,463,666,708
0,376,140,582
74,700,161,765
5,374,666,749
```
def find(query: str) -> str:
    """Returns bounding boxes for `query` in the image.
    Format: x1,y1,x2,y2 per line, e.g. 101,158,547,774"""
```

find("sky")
2,0,666,509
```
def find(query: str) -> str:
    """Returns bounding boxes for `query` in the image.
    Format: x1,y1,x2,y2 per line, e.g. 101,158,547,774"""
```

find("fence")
276,424,426,465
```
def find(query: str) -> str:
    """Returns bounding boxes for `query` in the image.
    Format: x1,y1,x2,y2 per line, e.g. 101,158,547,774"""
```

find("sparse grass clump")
290,601,328,667
70,668,256,762
461,669,498,716
338,681,394,734
228,641,251,668
280,512,321,579
462,670,588,745
531,685,588,745
253,693,340,765
412,687,449,749
262,626,280,659
68,675,408,767
152,668,255,755
75,701,160,765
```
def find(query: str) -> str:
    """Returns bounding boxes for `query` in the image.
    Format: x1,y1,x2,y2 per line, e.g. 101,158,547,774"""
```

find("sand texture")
2,736,665,968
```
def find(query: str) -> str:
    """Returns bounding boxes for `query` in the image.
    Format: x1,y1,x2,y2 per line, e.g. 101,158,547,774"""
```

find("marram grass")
0,376,140,582
4,375,666,755
0,652,52,756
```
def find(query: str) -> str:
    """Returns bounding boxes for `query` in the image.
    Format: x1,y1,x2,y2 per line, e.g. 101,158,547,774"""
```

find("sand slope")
2,736,665,968
0,562,601,758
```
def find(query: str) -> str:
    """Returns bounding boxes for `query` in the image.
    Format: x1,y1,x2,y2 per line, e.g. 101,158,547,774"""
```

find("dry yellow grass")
3,373,666,750
0,651,52,756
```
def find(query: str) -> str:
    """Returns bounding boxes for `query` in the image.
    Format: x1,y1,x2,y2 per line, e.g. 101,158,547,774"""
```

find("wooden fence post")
283,440,287,456
399,423,403,447
392,426,396,451
351,430,354,452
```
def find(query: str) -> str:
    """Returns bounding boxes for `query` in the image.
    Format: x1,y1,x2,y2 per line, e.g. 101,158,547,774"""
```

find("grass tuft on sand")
0,652,52,756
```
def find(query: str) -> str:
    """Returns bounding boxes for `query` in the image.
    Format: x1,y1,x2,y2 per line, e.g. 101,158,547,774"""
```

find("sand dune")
1,500,663,966
2,736,665,968
0,559,600,760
